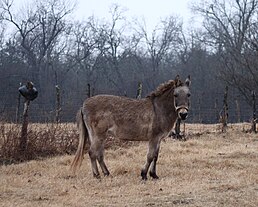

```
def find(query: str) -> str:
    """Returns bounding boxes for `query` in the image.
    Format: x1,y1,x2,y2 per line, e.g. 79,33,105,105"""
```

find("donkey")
71,75,191,180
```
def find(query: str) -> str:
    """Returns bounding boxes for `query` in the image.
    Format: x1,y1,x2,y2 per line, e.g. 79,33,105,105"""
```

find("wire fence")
0,88,256,125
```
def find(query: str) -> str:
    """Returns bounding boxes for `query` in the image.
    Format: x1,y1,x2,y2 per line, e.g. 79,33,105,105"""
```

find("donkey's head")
173,76,191,120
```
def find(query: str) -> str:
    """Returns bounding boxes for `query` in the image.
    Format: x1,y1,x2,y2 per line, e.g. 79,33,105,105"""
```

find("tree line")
0,0,257,123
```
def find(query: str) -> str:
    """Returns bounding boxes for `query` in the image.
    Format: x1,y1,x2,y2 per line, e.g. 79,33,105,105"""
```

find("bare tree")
0,19,5,49
193,0,258,105
88,4,129,94
0,0,75,88
63,20,99,90
136,16,183,88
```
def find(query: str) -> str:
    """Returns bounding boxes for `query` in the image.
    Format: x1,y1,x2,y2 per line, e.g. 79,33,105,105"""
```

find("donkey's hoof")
141,170,148,180
104,172,110,177
149,172,159,179
93,173,101,179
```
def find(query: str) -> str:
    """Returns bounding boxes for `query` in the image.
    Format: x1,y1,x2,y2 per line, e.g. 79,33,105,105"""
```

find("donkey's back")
83,95,154,141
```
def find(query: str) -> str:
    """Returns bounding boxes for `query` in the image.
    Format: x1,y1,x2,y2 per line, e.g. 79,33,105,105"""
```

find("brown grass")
0,122,137,164
0,122,79,164
1,123,258,206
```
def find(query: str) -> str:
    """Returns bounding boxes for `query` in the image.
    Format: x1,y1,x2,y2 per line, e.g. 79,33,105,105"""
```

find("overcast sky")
12,0,199,32
74,0,196,30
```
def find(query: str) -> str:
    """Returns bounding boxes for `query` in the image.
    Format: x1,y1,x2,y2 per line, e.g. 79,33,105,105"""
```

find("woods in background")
0,0,257,123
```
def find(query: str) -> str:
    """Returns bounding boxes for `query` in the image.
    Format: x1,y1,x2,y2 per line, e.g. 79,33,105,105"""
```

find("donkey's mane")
147,79,183,99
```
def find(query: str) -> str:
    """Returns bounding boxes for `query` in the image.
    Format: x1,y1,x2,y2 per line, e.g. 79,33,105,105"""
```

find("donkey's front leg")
141,139,160,180
149,143,160,179
141,155,152,180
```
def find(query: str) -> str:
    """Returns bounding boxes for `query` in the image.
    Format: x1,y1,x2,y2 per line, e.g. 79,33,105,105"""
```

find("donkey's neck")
151,90,177,132
154,89,175,113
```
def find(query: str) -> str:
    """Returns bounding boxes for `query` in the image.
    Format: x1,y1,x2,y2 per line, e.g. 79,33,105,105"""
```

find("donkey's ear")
185,75,191,87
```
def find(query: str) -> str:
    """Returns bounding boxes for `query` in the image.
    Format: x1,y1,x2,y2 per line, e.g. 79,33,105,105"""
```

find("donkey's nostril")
179,112,188,120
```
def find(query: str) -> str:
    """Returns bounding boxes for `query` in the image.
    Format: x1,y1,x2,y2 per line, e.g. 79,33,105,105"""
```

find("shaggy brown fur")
71,76,191,180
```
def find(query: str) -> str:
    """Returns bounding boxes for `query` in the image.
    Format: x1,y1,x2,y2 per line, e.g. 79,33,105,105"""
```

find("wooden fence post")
18,82,38,154
198,98,201,123
16,83,22,123
235,99,241,123
136,82,142,99
175,118,181,136
169,118,185,140
87,83,91,98
55,85,61,123
251,91,257,133
220,86,228,133
20,99,30,152
215,98,219,122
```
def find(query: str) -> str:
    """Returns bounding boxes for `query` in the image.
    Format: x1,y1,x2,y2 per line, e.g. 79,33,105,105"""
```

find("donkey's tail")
70,108,88,174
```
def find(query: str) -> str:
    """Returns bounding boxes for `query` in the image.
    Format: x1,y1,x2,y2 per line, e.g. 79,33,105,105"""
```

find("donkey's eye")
187,93,191,97
174,94,178,98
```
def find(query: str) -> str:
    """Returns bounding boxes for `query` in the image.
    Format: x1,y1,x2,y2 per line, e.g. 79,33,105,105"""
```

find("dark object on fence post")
251,91,256,133
220,86,228,133
18,82,38,153
136,82,142,99
55,85,61,123
16,83,22,123
19,82,38,101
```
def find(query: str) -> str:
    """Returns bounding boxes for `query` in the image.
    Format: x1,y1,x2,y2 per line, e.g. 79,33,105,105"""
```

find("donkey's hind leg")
96,145,110,177
88,146,101,179
89,140,110,178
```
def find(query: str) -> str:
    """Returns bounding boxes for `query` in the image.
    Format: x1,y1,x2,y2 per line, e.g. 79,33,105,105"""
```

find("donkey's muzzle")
177,107,188,120
179,111,188,120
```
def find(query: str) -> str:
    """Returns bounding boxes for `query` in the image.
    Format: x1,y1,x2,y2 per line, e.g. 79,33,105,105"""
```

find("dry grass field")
1,123,258,206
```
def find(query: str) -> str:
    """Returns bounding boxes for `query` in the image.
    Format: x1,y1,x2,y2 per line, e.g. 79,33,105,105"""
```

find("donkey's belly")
115,124,151,141
98,111,153,141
